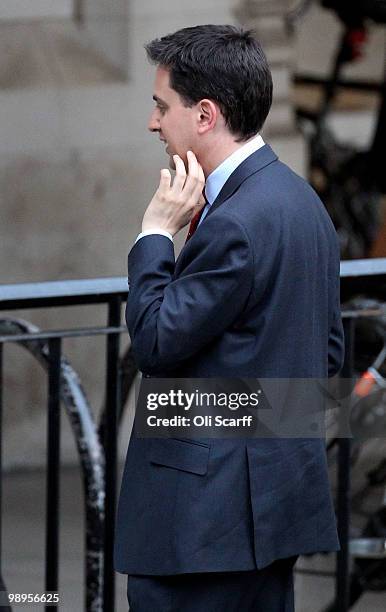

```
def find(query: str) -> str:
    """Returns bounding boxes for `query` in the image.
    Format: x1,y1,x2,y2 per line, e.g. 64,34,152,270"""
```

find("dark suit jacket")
114,144,344,575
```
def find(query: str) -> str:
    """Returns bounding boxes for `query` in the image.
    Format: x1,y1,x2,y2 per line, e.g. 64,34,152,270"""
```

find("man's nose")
148,109,160,133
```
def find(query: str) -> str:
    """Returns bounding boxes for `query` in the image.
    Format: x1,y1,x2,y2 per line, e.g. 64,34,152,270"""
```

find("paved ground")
1,450,385,612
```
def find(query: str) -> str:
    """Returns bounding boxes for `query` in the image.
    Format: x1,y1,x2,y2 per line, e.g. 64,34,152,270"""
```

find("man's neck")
204,134,265,205
201,133,258,177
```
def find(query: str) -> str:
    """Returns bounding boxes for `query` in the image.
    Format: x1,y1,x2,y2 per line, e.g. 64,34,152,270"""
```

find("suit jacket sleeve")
126,213,253,374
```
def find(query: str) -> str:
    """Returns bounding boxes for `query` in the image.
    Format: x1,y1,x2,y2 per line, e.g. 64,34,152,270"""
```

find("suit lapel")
205,144,278,219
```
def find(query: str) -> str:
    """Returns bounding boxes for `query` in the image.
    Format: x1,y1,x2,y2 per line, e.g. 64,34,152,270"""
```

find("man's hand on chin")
141,151,206,237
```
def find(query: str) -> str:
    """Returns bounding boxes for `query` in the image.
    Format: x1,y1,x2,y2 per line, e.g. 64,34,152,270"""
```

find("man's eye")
157,105,166,115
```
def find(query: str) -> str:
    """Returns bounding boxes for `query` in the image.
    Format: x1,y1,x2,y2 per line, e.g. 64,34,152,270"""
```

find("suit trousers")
126,557,298,612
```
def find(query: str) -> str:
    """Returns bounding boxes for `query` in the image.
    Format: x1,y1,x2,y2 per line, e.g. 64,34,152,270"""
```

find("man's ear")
197,99,218,134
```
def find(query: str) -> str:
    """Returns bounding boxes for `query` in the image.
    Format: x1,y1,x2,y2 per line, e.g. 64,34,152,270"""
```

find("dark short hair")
145,24,273,141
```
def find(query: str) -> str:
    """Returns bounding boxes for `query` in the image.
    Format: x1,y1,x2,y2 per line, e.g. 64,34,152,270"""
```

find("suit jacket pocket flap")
150,439,209,475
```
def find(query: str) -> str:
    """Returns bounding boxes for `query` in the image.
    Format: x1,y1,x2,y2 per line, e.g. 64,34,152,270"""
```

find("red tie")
185,195,208,243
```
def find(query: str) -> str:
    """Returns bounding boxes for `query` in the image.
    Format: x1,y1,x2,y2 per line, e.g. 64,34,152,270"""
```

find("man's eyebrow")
153,95,168,106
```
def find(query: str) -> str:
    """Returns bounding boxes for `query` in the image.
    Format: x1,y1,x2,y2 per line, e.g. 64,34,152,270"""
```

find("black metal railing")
327,258,386,611
0,278,132,612
0,260,386,611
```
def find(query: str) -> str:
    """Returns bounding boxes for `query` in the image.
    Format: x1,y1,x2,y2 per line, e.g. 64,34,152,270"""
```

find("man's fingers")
191,178,206,210
146,154,205,235
182,150,200,195
159,168,171,192
186,150,199,180
182,153,205,200
189,163,207,217
171,155,187,192
186,163,206,212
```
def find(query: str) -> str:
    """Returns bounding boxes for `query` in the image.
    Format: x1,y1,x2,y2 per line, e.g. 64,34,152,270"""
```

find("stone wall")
0,1,72,21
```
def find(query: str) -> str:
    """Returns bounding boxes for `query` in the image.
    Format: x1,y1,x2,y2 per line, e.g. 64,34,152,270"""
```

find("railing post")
103,297,121,612
45,338,62,609
335,317,355,612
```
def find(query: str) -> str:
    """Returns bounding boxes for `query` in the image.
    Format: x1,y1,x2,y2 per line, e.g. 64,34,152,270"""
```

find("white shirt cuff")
135,229,173,244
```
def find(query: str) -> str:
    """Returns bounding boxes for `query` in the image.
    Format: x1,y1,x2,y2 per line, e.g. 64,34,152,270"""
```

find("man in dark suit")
114,25,344,611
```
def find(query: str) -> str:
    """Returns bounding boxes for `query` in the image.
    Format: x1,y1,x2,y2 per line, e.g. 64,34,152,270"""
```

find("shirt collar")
205,134,265,205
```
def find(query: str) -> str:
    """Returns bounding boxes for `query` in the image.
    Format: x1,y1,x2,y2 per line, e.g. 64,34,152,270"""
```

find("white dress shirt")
135,134,265,244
